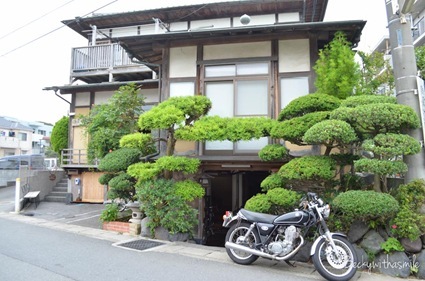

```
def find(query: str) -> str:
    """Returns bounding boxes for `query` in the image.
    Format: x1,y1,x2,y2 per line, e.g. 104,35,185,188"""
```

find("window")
38,130,46,136
204,62,270,153
169,81,195,97
18,133,27,141
280,77,309,110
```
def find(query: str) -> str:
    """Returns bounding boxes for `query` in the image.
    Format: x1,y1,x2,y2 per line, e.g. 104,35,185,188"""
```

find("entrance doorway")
203,171,268,246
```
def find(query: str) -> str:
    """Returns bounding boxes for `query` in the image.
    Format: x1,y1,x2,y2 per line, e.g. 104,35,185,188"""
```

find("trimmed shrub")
391,179,425,241
136,179,199,236
332,190,399,229
258,144,289,161
244,188,300,215
244,194,271,214
260,173,286,192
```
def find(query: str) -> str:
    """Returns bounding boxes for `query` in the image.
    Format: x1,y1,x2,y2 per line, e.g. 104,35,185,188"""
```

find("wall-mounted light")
240,14,251,25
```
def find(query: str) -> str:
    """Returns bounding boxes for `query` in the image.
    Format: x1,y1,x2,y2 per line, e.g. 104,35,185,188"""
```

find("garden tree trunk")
373,174,382,192
324,146,332,156
164,128,177,179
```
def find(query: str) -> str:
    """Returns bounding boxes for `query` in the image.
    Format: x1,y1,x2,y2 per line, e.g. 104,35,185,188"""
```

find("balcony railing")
413,17,425,43
61,149,98,168
71,43,137,72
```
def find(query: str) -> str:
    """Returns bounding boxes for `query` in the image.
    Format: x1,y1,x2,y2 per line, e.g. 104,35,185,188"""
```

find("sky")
0,0,389,125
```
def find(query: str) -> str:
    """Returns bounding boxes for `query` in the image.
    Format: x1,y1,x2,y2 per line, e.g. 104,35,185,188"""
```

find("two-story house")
44,0,365,242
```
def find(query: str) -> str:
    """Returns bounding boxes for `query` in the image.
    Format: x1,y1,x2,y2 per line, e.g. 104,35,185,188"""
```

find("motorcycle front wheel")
225,222,260,265
312,236,357,281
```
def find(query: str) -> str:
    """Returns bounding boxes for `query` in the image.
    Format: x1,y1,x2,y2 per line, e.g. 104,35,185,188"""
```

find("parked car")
0,154,45,170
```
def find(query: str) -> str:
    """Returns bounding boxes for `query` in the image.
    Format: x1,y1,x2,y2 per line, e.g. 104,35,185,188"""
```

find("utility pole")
385,0,425,182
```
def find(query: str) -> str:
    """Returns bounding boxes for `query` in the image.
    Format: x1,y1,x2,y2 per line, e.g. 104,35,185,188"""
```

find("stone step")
53,187,67,192
44,193,72,203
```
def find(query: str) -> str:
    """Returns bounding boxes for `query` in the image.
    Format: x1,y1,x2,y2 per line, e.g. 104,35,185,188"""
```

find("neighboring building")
45,0,365,242
0,116,53,157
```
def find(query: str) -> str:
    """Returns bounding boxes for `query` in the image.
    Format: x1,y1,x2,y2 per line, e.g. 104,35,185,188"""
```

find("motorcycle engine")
267,225,299,256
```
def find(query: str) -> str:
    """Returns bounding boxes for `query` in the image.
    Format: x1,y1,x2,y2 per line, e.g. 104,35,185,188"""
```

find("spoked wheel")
225,222,260,265
312,236,358,281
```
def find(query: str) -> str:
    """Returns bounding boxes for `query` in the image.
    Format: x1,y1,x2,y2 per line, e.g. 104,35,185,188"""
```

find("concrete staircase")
44,177,72,203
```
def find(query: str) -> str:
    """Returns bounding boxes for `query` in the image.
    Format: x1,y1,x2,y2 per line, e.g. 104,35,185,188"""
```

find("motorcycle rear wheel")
225,222,260,265
312,236,357,281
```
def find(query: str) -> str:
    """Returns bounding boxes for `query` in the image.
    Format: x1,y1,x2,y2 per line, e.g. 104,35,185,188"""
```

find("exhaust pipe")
225,236,304,261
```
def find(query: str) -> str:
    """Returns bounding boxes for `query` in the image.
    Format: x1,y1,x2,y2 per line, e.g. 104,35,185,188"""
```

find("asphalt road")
0,217,320,281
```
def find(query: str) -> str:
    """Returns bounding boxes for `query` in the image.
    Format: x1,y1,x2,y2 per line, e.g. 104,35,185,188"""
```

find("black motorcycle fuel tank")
273,210,311,227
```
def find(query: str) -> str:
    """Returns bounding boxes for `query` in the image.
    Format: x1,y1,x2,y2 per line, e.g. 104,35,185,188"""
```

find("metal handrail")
71,43,137,72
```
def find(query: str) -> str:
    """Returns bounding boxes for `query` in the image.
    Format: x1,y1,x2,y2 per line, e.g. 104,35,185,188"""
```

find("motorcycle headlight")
323,204,330,219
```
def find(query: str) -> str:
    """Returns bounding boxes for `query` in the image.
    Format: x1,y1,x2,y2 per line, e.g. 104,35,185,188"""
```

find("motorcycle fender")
310,232,347,256
222,215,239,228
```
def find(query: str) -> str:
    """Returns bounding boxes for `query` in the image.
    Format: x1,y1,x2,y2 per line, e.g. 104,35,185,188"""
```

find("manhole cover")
117,239,165,251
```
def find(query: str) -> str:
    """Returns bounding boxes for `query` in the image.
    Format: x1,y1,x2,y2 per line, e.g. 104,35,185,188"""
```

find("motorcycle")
222,192,357,281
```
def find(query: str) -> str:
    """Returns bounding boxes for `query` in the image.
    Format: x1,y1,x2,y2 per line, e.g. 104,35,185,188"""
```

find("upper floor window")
38,130,46,136
204,62,270,153
18,133,27,141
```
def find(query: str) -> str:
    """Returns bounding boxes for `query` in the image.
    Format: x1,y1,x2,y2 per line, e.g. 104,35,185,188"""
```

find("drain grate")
117,239,165,251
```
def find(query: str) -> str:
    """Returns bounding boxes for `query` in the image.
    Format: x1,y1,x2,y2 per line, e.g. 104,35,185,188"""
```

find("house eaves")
44,79,158,95
62,0,329,37
117,20,366,66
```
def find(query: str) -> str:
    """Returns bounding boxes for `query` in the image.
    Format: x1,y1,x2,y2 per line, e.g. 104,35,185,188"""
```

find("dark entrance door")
203,171,267,246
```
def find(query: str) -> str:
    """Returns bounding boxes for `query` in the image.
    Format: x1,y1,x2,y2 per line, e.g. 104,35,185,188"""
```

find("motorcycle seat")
239,208,277,224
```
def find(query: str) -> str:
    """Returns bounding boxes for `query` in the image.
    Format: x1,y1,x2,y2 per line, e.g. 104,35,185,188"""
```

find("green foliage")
340,95,397,108
99,203,119,222
271,111,330,145
98,173,115,185
244,194,271,213
119,133,156,155
415,46,425,80
391,179,425,241
330,153,360,167
80,84,145,160
381,237,404,254
331,103,421,140
303,120,357,149
136,179,198,235
155,156,200,174
107,173,136,201
258,144,289,161
278,156,336,181
176,116,275,141
127,162,161,182
98,148,143,172
245,188,300,215
394,179,425,209
260,173,286,191
363,133,421,157
50,116,69,156
266,188,301,214
138,96,212,131
278,94,340,121
332,190,399,228
175,180,205,202
356,51,395,96
354,159,408,176
391,207,425,241
313,31,360,99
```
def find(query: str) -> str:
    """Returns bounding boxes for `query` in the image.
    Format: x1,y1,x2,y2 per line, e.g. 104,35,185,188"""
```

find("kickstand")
285,260,296,267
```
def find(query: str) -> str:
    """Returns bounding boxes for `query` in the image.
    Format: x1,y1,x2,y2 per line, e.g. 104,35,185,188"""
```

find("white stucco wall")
169,46,197,78
279,39,310,73
203,42,272,60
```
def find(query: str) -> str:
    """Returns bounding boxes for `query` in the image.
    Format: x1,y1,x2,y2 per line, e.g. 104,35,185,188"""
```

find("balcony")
70,43,154,84
413,17,425,47
61,149,97,169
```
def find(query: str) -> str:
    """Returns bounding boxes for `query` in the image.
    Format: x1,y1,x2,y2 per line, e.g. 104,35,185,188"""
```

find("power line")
0,0,118,58
0,0,75,41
